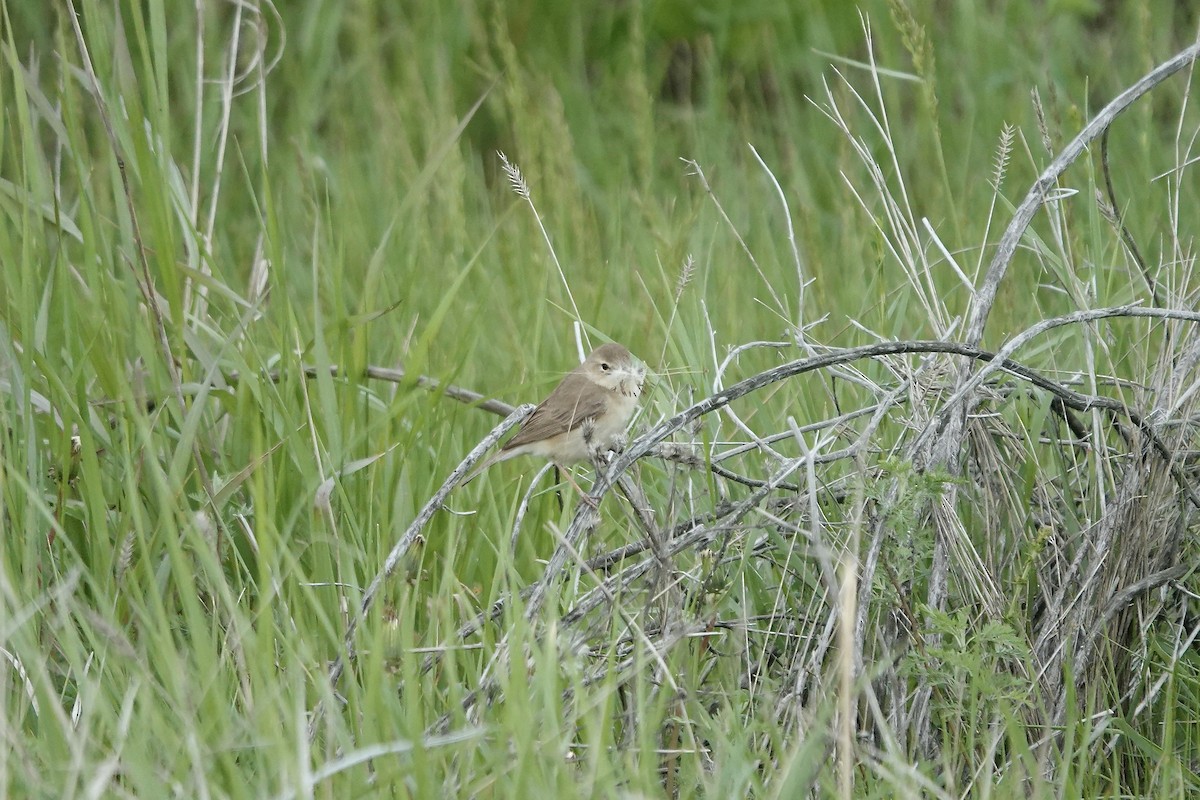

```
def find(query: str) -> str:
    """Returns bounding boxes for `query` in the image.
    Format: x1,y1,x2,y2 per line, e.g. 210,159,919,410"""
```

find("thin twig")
198,363,516,418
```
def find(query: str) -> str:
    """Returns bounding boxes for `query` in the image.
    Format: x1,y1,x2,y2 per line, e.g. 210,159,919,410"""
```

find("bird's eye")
600,362,610,371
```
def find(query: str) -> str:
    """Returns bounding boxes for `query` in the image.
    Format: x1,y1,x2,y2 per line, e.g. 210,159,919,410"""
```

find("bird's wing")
501,372,606,452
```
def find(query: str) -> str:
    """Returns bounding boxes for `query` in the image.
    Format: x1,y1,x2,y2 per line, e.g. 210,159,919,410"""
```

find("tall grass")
1,1,1198,797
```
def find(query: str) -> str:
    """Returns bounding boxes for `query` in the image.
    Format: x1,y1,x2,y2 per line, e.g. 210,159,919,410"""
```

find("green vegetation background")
2,0,1198,797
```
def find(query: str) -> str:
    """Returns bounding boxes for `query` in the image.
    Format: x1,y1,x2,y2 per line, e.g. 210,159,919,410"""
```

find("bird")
464,342,645,502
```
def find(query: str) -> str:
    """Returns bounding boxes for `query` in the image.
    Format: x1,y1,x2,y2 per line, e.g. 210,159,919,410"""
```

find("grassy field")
3,1,1200,797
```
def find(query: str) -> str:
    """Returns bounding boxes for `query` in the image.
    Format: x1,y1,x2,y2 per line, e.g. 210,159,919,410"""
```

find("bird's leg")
552,465,565,513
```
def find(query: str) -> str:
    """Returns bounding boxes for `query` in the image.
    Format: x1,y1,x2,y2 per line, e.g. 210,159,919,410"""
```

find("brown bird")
465,343,645,500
